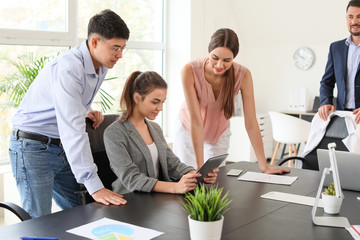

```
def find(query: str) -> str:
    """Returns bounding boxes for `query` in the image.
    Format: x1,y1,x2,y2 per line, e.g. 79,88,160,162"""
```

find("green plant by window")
0,53,115,112
95,77,116,113
0,53,50,109
182,183,232,222
324,182,336,196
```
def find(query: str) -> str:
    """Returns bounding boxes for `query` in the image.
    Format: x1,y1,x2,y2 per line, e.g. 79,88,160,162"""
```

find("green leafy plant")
0,53,115,112
182,183,232,222
95,77,116,113
0,53,50,109
324,182,336,196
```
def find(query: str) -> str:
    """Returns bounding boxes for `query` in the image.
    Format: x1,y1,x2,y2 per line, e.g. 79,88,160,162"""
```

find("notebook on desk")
317,149,360,191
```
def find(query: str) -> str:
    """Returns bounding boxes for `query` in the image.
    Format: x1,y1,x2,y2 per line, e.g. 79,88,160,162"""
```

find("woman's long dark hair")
119,71,167,123
208,28,239,119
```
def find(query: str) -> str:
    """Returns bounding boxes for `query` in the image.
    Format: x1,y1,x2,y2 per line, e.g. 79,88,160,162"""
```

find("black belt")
12,130,61,146
344,108,355,111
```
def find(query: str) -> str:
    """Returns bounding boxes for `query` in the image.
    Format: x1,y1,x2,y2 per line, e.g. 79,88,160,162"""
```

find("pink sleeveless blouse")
179,58,247,144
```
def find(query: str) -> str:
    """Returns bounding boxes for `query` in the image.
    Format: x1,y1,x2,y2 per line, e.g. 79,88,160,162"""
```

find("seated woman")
104,71,218,195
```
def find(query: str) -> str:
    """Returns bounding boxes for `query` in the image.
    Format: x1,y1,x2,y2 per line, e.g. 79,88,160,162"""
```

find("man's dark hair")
88,9,130,40
347,0,360,11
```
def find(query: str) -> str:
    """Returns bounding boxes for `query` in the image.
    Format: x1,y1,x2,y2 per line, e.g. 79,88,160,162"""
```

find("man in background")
318,0,360,124
9,9,129,218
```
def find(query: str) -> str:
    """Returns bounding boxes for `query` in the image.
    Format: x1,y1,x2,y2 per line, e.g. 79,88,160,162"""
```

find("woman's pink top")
179,58,247,144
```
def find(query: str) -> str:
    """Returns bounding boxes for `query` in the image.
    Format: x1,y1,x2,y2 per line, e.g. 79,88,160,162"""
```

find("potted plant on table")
321,182,343,214
182,183,232,240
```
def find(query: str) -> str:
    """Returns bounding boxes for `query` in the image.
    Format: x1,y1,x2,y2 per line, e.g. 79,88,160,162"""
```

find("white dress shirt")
301,111,359,157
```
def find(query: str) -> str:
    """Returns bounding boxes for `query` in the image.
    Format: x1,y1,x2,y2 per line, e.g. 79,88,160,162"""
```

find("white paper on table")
261,191,323,207
66,217,164,240
346,225,360,240
237,171,298,185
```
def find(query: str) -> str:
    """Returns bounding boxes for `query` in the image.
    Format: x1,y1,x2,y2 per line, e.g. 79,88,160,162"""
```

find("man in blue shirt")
318,0,360,124
9,9,129,218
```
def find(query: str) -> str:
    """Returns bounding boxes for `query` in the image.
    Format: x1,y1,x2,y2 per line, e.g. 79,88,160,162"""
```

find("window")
77,0,165,118
0,46,68,162
0,0,67,32
97,49,163,113
0,0,165,163
0,0,76,47
78,0,163,42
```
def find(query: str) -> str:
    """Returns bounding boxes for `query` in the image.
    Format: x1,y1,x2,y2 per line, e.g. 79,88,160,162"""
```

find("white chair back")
268,111,311,144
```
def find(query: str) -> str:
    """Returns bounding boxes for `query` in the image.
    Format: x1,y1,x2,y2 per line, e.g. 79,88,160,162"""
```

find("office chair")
312,96,337,113
76,114,119,205
268,111,312,166
0,201,31,221
277,116,348,170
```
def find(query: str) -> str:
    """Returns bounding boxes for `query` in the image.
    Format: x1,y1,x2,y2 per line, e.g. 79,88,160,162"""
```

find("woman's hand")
175,171,201,194
203,168,219,184
262,165,290,174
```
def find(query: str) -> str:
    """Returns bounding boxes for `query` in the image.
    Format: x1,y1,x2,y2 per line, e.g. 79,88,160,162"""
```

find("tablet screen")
196,153,229,183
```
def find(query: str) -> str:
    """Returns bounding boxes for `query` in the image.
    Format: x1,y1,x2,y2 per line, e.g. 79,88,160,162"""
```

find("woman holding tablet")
104,71,218,195
173,28,290,175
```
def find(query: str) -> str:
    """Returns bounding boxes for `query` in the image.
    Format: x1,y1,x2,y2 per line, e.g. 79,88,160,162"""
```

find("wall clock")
293,47,315,70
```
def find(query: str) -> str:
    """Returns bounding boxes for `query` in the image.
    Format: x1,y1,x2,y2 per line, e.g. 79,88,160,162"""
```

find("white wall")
165,0,349,136
165,0,191,137
226,0,348,113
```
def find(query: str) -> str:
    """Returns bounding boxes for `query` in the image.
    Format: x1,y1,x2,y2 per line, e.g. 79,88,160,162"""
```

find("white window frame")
0,0,167,126
0,0,167,94
0,0,77,47
0,0,166,75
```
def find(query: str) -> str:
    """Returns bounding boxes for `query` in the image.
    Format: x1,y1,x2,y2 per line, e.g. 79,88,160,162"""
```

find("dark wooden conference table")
0,161,359,240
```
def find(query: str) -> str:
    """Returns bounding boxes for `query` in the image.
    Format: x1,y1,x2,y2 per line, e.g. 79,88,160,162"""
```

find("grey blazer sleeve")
104,121,158,194
150,122,195,180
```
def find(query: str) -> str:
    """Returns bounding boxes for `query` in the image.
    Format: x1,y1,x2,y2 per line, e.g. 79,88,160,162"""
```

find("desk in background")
282,95,326,122
281,110,316,122
0,162,358,240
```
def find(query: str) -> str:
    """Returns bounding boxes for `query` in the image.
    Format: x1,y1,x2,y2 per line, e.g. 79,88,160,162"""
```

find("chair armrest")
277,157,305,167
0,201,31,221
75,184,94,205
75,189,88,205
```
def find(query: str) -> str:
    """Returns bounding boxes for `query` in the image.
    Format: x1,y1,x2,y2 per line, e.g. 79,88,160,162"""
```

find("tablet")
196,153,229,183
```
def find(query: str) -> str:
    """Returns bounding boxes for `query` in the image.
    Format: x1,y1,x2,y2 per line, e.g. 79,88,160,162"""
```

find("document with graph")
67,217,163,240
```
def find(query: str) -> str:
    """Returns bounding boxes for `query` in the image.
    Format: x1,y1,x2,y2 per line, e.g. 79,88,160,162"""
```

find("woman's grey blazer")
104,119,195,194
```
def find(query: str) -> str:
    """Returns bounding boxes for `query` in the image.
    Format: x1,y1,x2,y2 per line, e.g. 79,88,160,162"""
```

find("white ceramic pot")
321,192,343,214
188,215,224,240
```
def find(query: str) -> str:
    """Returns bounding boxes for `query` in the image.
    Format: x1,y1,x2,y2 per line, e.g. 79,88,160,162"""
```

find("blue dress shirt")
345,36,360,109
12,40,107,195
